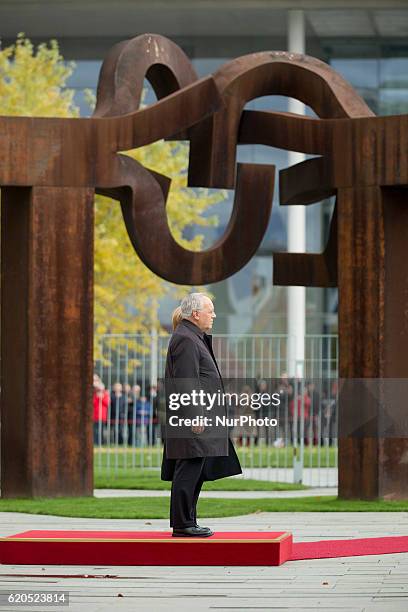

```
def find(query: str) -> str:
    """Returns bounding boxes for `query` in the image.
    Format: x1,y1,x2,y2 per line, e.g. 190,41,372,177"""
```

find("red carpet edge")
291,535,408,560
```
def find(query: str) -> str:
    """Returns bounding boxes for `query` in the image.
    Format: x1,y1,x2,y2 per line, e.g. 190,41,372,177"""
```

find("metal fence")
94,333,338,487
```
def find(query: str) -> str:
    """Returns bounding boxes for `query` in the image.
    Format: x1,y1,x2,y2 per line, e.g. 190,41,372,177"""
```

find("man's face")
193,298,216,333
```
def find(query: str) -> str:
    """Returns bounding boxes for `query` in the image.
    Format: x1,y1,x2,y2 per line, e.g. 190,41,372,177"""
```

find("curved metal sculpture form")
1,33,407,500
93,34,274,284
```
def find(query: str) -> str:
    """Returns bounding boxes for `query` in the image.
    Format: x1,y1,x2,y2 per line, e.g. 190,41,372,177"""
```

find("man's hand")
192,425,205,434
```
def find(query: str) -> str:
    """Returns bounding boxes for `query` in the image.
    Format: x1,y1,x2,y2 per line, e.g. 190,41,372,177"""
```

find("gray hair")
180,293,208,318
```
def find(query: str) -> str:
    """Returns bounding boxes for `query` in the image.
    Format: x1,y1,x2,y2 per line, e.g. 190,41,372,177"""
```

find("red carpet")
0,530,292,566
1,531,408,566
291,536,408,560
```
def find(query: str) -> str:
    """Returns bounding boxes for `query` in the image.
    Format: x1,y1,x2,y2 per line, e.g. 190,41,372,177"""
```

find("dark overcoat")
161,319,242,481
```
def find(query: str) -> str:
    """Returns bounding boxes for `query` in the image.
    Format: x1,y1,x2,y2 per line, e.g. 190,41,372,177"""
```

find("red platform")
0,530,292,566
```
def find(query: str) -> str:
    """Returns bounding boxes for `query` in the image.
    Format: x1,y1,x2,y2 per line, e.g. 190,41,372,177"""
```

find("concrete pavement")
94,487,338,498
0,510,407,611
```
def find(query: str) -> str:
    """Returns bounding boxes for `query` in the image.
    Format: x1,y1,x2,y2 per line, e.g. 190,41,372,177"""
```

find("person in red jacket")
93,373,110,445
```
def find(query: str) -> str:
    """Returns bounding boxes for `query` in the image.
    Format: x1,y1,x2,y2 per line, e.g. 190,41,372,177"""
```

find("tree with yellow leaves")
0,35,224,348
0,33,77,117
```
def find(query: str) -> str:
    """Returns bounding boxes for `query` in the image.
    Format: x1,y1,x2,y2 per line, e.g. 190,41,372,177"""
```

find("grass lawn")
94,469,308,491
0,497,407,519
94,445,337,470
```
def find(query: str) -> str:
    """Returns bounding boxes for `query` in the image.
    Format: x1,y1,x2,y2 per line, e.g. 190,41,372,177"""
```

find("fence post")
293,359,304,484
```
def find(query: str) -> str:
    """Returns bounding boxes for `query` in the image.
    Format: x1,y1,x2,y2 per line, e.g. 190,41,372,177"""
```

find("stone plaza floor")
0,510,407,611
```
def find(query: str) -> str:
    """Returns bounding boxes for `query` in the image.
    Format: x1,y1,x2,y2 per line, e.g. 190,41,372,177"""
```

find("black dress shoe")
195,523,212,532
172,526,214,537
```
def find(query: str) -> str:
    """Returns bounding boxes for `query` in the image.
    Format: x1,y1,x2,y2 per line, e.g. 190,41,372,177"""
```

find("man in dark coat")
161,293,242,537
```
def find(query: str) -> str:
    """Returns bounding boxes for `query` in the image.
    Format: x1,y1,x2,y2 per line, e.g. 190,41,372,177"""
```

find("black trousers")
170,457,206,529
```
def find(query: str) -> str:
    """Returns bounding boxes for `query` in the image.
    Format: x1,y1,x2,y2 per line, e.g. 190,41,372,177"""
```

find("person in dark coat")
161,293,242,537
110,382,126,445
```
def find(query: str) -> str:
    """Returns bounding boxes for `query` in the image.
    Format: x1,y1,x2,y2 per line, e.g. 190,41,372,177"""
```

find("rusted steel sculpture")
1,34,406,499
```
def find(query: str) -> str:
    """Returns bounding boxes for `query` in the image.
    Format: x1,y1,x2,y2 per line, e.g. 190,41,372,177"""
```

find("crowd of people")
93,374,166,446
240,375,339,447
93,372,338,447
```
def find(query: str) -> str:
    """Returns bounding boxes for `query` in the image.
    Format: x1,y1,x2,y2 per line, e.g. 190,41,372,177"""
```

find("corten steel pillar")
1,186,94,497
337,185,408,500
